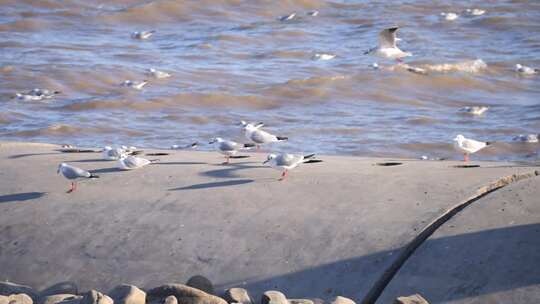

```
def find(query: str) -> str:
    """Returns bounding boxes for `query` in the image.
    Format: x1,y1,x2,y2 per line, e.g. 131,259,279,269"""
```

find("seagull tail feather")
244,143,256,148
276,136,288,141
304,159,323,164
89,174,100,179
303,154,316,159
485,141,493,146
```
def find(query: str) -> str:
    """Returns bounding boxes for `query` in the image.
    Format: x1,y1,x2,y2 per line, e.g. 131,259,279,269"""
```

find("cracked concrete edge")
361,170,540,304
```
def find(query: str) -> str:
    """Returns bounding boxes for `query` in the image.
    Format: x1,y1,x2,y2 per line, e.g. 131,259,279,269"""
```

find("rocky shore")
0,279,429,304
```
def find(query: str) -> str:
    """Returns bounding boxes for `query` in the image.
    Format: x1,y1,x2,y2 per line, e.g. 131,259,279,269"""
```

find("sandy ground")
0,141,539,303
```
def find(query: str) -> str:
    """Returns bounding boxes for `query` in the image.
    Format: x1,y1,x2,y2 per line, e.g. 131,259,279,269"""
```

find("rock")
109,285,145,304
4,294,33,304
147,284,227,304
331,297,355,304
394,294,429,304
40,283,78,298
261,291,287,304
288,299,314,304
164,296,177,304
81,290,113,304
0,282,38,301
186,276,214,295
41,294,81,304
223,288,252,304
0,295,7,304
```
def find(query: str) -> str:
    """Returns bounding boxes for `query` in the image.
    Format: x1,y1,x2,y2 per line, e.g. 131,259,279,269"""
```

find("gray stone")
41,294,81,304
5,294,33,304
108,285,145,304
223,288,252,304
261,291,287,304
394,294,429,304
186,276,214,295
164,296,177,304
147,284,227,304
330,297,355,304
288,300,314,304
0,282,38,301
81,290,113,304
40,282,78,298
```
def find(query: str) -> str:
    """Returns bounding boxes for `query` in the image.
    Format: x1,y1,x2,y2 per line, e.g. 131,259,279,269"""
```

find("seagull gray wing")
379,27,398,48
220,140,238,151
128,156,151,168
462,138,486,151
275,154,302,167
251,129,275,144
63,165,91,179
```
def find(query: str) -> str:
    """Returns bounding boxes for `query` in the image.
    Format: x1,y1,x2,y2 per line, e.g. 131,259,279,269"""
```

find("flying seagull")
365,27,412,62
132,30,155,40
263,153,322,181
453,134,491,162
209,137,255,164
57,163,99,193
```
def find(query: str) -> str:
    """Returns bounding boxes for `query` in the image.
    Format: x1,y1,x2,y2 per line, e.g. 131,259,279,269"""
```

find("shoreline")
1,141,539,303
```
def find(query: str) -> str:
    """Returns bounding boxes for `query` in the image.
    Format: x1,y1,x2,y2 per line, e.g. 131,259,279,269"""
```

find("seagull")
513,134,539,143
209,138,255,164
263,153,322,181
171,142,198,150
465,8,486,16
370,62,380,70
132,30,155,40
364,27,412,62
121,80,148,90
241,121,288,149
57,163,99,193
459,106,489,116
312,53,336,61
515,64,538,75
117,154,157,170
102,146,126,160
14,88,61,101
441,12,459,21
147,68,171,79
102,146,141,160
307,10,319,17
279,13,297,21
453,134,492,162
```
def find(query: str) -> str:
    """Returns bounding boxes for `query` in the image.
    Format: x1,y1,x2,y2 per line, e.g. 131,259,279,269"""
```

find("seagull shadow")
169,179,254,191
8,152,59,159
153,161,207,165
202,162,266,179
90,167,123,174
71,159,112,163
0,192,46,203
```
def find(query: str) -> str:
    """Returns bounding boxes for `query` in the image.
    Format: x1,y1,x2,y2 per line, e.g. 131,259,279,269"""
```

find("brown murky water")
1,0,539,160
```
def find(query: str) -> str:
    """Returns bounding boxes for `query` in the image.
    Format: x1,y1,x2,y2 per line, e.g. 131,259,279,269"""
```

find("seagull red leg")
464,154,469,162
278,170,288,181
67,182,75,193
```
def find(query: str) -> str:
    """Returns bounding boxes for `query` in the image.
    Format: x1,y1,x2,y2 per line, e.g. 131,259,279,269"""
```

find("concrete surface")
0,142,538,303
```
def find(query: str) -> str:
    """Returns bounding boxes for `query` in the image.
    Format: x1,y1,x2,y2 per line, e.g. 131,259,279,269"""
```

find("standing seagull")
117,154,157,170
365,27,412,62
263,153,322,181
209,138,255,164
242,121,288,149
453,134,492,162
57,163,99,193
